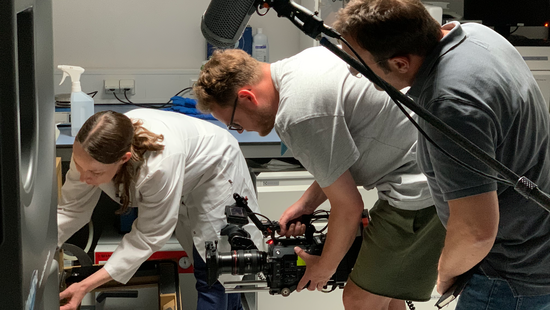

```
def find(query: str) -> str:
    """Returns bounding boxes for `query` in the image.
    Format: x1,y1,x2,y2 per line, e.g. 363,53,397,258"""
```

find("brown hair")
193,49,263,113
334,0,442,72
76,110,165,214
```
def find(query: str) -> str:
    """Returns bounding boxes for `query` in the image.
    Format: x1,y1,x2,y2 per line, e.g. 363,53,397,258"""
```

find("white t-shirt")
58,109,262,283
271,47,432,210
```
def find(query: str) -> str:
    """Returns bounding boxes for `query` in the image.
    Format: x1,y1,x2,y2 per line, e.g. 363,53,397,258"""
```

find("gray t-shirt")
271,47,432,210
411,22,550,295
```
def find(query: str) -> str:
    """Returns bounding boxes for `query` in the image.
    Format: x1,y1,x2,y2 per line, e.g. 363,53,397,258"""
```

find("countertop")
55,105,289,159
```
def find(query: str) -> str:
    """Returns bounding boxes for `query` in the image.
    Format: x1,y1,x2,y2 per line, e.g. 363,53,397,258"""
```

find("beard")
241,103,275,137
255,106,276,137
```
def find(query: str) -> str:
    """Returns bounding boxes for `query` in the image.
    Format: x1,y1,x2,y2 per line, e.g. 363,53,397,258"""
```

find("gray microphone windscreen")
201,0,258,48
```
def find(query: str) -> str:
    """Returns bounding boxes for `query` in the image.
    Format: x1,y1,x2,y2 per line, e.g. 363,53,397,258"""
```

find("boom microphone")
201,0,260,48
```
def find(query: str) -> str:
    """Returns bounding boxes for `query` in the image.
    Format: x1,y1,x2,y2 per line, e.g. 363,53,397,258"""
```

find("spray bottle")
58,65,94,136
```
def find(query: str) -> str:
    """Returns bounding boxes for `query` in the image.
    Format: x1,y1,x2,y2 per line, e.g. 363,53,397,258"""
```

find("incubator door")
0,0,58,308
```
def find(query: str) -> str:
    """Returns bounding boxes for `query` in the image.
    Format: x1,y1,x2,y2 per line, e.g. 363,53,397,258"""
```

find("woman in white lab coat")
58,109,263,310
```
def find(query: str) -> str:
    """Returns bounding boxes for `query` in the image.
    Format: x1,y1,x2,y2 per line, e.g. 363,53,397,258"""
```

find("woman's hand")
60,282,89,310
60,267,114,310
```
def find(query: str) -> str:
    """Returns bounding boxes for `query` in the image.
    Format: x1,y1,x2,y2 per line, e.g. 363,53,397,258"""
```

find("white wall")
52,0,310,102
52,0,305,69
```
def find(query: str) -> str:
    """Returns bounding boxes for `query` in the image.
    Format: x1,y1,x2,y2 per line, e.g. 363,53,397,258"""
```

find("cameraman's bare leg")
388,299,406,310
343,279,406,310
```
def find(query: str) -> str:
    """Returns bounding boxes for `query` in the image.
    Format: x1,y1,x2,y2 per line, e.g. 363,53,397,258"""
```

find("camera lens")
217,250,267,275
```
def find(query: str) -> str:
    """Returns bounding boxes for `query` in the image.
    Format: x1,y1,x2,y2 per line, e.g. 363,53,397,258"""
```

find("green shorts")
349,199,446,301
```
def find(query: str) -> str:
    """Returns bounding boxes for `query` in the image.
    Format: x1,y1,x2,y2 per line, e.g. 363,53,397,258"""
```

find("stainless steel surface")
0,0,58,308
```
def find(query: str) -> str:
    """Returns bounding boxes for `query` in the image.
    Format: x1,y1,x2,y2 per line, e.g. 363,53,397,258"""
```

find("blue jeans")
457,274,550,310
192,246,243,310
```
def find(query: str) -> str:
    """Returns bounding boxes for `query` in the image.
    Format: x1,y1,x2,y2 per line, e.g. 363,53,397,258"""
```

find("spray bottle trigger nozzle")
59,72,69,85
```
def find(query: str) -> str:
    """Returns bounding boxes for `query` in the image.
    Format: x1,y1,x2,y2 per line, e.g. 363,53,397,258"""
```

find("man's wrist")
318,254,339,275
304,204,317,214
438,261,459,284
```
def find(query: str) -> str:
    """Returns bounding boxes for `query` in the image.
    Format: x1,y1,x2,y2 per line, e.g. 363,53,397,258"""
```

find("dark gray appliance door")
0,0,58,309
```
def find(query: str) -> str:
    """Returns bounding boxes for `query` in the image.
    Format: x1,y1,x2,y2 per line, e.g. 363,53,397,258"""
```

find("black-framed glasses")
227,95,243,131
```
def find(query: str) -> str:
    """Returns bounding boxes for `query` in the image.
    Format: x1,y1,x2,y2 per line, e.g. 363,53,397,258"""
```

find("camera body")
206,193,363,296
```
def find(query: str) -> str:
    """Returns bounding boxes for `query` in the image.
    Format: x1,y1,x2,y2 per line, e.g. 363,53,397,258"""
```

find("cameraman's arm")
296,170,364,291
279,181,327,236
437,191,498,294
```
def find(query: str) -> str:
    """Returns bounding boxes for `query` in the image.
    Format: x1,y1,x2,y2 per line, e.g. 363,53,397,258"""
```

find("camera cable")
406,300,416,310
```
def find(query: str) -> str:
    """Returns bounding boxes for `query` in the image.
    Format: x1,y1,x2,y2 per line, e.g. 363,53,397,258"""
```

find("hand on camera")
279,203,308,237
294,247,334,292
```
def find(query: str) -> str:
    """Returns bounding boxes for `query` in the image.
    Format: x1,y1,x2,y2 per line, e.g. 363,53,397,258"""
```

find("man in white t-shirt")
193,47,446,310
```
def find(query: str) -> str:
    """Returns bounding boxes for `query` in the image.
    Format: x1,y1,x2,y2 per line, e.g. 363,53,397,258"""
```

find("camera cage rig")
205,193,365,296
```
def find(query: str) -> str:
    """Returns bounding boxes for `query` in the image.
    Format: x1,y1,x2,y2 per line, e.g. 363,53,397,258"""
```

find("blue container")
119,207,138,233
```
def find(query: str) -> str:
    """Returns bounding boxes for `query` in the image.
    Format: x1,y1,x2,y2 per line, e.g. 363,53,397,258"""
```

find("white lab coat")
58,109,263,284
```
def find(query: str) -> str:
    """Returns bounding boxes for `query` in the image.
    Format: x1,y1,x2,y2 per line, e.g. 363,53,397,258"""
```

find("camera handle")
232,193,318,242
275,214,319,242
232,193,270,235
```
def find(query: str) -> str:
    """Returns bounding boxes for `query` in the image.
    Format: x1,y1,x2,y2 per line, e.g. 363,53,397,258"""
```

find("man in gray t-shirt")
335,0,550,308
194,46,446,309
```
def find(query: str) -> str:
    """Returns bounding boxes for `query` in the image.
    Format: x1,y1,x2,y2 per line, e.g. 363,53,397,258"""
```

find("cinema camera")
205,193,365,296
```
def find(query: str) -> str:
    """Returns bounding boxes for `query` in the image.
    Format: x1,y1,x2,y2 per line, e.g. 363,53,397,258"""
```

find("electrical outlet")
104,79,120,94
120,79,135,96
